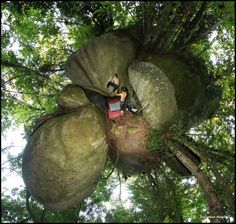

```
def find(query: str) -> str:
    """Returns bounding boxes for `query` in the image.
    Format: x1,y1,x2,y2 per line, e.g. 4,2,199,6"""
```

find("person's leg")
106,81,112,88
112,84,119,92
120,101,125,111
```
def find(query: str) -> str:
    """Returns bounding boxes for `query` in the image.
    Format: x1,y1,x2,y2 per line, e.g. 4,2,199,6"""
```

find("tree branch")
164,134,226,222
1,60,49,79
26,189,37,223
177,15,226,51
19,216,32,223
9,95,43,111
118,171,122,202
103,152,120,180
181,1,208,46
1,145,15,153
2,88,57,96
40,208,46,223
180,135,234,162
1,154,23,167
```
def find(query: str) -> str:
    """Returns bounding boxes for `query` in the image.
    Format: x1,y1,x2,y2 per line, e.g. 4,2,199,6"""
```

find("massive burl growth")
22,31,220,211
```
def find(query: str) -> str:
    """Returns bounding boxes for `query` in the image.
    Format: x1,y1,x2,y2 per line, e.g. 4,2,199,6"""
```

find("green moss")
149,55,204,112
146,128,166,152
114,125,123,137
126,126,140,135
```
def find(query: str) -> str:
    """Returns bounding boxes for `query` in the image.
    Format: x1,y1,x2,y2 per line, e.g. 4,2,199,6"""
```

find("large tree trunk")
179,135,235,212
164,133,225,223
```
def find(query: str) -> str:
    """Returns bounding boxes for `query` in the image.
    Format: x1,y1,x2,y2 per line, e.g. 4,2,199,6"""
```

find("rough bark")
174,1,208,50
178,135,235,211
164,134,225,223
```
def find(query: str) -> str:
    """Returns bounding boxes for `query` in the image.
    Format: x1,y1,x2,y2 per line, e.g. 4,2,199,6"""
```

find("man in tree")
106,74,120,92
117,86,128,112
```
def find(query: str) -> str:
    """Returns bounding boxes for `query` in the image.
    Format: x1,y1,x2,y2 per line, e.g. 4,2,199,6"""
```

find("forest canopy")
1,1,235,223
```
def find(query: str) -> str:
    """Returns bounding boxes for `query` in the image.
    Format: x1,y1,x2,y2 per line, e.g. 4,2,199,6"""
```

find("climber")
106,74,120,93
116,86,128,111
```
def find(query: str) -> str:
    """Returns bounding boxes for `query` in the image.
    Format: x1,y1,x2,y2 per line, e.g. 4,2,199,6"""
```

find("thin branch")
142,2,144,37
178,15,226,51
1,72,48,88
184,135,234,159
17,38,34,52
147,173,156,191
183,1,208,44
103,152,120,180
1,154,23,167
118,171,122,202
1,145,15,153
47,67,64,72
1,60,49,79
2,88,57,96
40,208,46,223
26,189,37,223
197,36,218,57
10,95,43,111
19,217,32,223
76,203,83,220
1,75,32,88
210,166,235,210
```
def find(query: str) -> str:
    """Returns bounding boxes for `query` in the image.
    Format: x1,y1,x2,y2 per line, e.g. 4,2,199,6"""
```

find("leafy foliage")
1,1,234,223
147,128,166,152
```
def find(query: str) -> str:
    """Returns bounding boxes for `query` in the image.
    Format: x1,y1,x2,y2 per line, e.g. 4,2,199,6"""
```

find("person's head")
114,74,118,78
121,86,128,93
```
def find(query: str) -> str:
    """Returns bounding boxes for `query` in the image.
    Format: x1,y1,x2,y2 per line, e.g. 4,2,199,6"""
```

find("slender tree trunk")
164,134,225,223
179,1,208,47
143,2,173,50
176,16,226,51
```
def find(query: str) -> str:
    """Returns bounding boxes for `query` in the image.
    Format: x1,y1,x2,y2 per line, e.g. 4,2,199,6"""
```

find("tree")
1,1,235,223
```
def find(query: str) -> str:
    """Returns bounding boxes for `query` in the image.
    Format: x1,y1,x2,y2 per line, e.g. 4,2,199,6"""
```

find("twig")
1,154,23,167
40,208,46,223
19,216,31,223
26,189,37,223
118,171,122,202
2,88,57,96
1,145,15,153
103,152,120,180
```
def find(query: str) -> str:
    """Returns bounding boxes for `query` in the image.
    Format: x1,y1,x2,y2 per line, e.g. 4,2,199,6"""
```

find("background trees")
1,1,234,223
